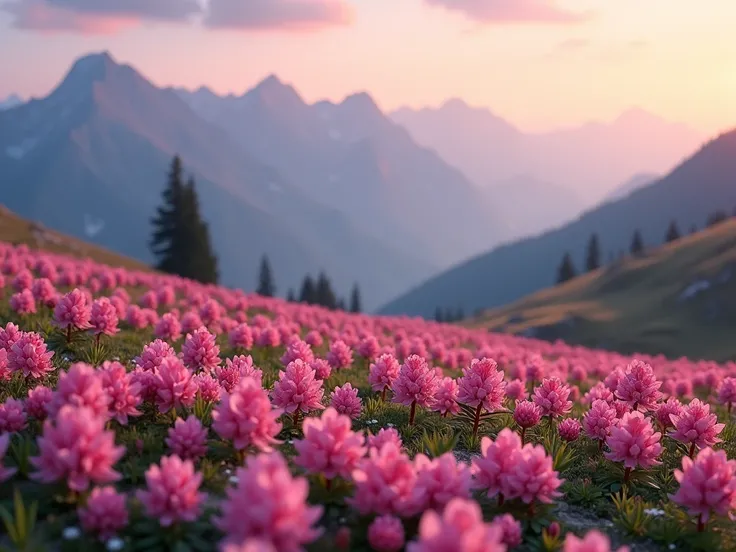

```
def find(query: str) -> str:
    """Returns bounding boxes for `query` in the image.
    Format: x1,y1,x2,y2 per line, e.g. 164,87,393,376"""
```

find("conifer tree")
180,177,218,284
150,156,185,274
444,307,454,322
337,298,346,311
150,157,218,283
665,220,681,243
299,275,316,304
257,255,276,297
585,233,600,272
434,307,444,323
315,272,337,309
706,210,728,227
455,307,465,321
630,230,644,256
557,252,577,283
349,284,362,313
286,289,295,302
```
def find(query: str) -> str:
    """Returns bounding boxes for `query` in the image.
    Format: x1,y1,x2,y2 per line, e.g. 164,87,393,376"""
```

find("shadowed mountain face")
0,52,438,310
391,100,705,206
0,94,22,111
175,80,509,268
379,129,736,317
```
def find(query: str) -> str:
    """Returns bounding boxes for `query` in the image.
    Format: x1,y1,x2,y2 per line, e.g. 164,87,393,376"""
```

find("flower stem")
472,404,483,437
66,325,72,343
688,442,696,459
498,493,504,506
409,401,417,425
520,427,526,445
381,388,387,401
325,478,332,491
598,439,603,452
623,467,631,484
697,513,706,532
293,410,301,428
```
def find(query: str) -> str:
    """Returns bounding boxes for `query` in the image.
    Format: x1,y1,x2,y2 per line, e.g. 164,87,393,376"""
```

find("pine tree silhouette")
706,210,728,227
286,289,296,302
315,272,337,309
630,230,644,256
150,156,218,283
150,156,185,274
665,220,681,243
299,275,316,304
557,252,577,283
349,284,362,313
434,307,444,322
179,177,218,284
256,255,276,297
585,233,600,272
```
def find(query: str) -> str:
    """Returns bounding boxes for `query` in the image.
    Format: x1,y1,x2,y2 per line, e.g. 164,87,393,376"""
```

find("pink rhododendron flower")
412,452,472,513
505,379,527,402
0,433,17,482
457,357,506,412
25,385,53,420
0,322,22,352
271,359,325,421
134,339,177,372
50,362,110,419
53,288,92,335
216,452,323,551
583,382,614,405
513,400,542,434
670,447,736,525
294,407,366,480
358,335,380,361
368,515,405,552
10,289,36,315
155,312,182,342
78,486,129,539
392,355,438,424
407,498,506,552
99,361,142,425
558,418,582,442
31,405,124,491
717,376,736,412
331,382,362,419
182,327,221,372
89,297,119,338
7,331,55,379
216,355,262,393
614,360,661,412
669,398,725,454
605,411,662,470
491,514,522,548
654,397,683,431
166,415,208,460
583,399,617,444
0,398,27,433
432,376,460,416
563,530,629,552
472,428,522,501
310,358,332,380
369,353,401,398
327,339,353,370
229,323,254,350
281,338,314,365
137,455,206,527
350,442,418,516
533,377,573,418
153,357,197,414
506,443,563,505
368,427,403,452
212,378,282,451
194,372,222,403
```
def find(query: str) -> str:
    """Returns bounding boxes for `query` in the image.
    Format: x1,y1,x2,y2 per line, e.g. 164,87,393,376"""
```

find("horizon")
1,0,735,135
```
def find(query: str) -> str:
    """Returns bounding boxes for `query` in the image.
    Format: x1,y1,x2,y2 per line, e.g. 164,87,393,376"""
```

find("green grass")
465,219,736,361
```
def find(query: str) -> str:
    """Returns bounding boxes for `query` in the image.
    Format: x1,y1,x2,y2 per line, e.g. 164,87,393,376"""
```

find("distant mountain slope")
379,128,736,317
0,204,150,271
0,94,23,111
175,82,509,267
391,100,704,205
604,173,659,203
0,52,434,310
464,219,736,362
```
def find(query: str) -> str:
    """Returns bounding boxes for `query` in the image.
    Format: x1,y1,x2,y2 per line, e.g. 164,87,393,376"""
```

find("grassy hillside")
465,219,736,362
0,204,151,271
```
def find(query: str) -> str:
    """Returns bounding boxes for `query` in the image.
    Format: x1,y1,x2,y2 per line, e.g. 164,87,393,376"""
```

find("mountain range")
0,94,23,111
391,101,704,219
0,52,454,310
379,128,736,317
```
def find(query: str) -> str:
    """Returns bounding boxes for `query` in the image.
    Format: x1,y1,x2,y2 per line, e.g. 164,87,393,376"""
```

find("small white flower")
668,545,675,550
224,468,232,475
106,537,125,551
287,439,294,444
229,475,239,484
644,508,665,517
387,423,395,428
371,419,378,424
62,526,81,540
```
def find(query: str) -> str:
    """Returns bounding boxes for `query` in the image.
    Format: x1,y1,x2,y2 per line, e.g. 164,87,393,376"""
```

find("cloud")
204,0,353,31
424,0,590,24
557,38,590,51
1,0,202,34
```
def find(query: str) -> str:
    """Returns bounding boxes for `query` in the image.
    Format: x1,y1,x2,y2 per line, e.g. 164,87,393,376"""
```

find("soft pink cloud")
204,0,353,31
1,0,201,34
424,0,590,24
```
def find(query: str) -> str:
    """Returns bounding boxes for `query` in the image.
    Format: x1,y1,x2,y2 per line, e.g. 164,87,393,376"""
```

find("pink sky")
1,0,735,134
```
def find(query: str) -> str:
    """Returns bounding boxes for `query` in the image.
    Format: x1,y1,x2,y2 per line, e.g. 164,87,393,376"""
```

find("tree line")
555,209,736,284
150,156,362,312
